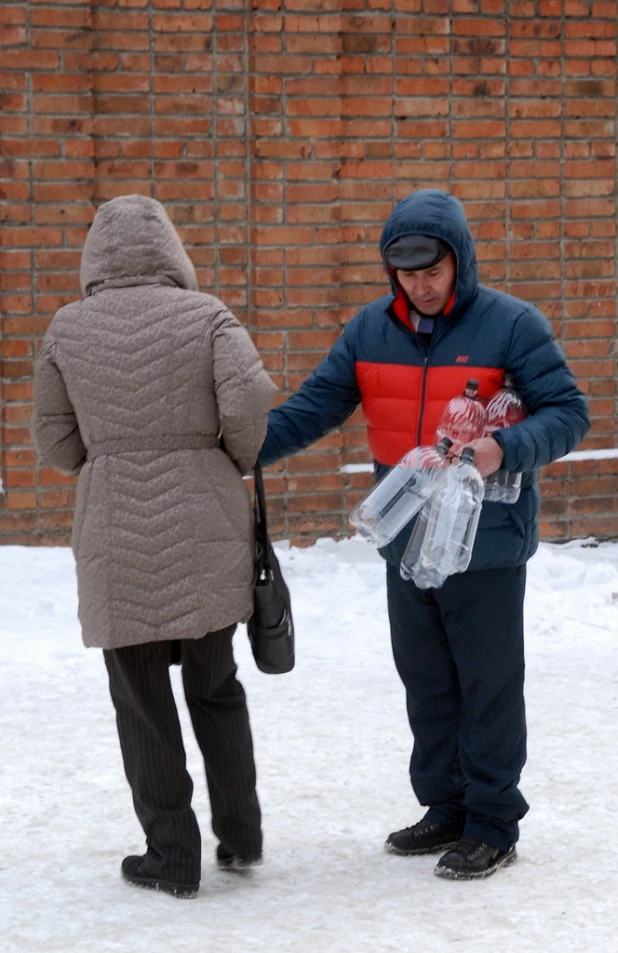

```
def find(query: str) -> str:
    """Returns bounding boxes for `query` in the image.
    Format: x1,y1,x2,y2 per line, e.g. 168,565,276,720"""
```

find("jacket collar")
86,275,179,297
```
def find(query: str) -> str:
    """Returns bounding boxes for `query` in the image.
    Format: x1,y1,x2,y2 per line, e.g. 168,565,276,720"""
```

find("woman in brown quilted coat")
32,194,277,898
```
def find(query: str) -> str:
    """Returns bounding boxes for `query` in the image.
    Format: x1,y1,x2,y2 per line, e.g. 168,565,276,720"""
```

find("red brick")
571,517,618,537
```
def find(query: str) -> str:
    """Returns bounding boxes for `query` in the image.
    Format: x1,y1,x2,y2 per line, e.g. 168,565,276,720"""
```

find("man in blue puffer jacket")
261,190,589,880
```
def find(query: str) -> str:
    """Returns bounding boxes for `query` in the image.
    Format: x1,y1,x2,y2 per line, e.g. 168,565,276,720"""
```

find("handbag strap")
253,461,271,571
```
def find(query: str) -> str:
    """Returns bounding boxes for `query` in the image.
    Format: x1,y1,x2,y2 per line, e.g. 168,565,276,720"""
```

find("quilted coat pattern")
32,195,276,649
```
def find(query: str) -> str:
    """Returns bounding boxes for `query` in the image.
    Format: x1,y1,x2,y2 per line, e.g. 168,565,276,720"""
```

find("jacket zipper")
386,305,451,449
416,320,449,445
417,351,430,445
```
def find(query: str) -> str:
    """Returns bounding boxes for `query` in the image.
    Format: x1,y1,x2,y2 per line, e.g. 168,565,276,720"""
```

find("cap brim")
387,249,446,270
384,234,450,271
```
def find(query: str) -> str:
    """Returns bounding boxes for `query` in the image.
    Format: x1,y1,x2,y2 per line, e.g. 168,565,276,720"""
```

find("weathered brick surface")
1,0,616,546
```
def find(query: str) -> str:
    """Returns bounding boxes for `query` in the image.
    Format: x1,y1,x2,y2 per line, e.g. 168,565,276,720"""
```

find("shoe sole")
217,857,263,872
433,848,518,880
122,872,199,898
384,839,460,857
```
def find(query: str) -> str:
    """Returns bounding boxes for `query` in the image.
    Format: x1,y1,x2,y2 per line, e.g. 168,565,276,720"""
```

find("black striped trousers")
103,625,262,885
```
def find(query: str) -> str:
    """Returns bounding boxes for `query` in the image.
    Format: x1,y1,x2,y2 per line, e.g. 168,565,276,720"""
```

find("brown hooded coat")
31,194,276,649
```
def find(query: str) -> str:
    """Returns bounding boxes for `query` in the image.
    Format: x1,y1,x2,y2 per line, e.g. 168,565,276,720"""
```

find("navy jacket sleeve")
492,307,590,472
260,315,362,467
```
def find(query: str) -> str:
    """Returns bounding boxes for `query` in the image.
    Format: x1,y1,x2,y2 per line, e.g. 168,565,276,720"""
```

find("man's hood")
380,189,479,318
80,194,198,297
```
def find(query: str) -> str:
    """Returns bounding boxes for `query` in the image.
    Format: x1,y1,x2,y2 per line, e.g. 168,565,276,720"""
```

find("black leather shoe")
434,837,517,880
385,819,462,856
121,855,199,898
216,845,263,871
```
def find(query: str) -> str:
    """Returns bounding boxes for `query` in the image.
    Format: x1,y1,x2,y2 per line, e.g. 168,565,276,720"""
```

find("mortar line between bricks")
244,0,252,338
148,0,155,199
212,13,219,299
391,0,396,212
560,2,566,353
27,0,39,537
90,0,102,207
280,0,291,541
448,0,453,198
559,0,569,536
0,0,18,505
614,0,618,456
335,1,345,536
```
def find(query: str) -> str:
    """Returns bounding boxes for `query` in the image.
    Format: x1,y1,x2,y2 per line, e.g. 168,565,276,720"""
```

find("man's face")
396,251,456,316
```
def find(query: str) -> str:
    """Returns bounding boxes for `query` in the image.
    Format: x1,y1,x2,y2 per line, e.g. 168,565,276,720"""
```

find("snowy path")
1,538,617,952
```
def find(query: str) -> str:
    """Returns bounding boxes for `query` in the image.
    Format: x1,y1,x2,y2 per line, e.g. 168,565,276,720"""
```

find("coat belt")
87,435,219,460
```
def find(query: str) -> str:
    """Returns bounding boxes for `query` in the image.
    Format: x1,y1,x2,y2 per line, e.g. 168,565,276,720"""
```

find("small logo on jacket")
456,355,469,363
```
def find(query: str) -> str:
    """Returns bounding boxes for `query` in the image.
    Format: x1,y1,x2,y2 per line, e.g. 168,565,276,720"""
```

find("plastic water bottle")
436,379,487,453
399,502,448,589
483,374,526,504
350,437,453,548
400,447,484,588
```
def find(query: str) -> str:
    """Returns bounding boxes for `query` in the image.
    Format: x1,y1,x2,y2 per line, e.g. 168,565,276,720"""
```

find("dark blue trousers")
387,563,529,851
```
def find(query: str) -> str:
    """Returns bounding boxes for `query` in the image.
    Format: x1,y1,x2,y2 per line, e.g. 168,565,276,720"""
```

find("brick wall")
1,0,617,546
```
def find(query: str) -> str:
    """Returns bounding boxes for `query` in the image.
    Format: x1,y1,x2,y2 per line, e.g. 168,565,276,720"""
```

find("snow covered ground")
1,537,617,953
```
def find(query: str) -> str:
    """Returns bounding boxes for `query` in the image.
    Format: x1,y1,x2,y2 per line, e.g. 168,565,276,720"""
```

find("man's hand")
462,437,504,477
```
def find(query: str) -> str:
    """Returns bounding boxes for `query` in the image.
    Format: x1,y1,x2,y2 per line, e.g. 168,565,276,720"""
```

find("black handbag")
247,462,295,674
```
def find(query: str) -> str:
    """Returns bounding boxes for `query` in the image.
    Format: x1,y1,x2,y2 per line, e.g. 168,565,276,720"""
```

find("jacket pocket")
71,463,92,558
472,500,527,570
505,503,526,541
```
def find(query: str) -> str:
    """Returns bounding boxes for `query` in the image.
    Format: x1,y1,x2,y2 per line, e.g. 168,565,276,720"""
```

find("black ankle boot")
385,819,462,856
121,855,199,898
434,837,517,880
216,844,263,871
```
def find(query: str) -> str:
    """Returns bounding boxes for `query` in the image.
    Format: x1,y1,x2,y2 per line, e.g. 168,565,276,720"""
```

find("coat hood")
380,189,478,317
80,194,198,297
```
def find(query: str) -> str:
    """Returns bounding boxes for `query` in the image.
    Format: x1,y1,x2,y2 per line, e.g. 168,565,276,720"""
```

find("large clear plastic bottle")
399,503,447,588
483,374,526,504
350,437,453,548
436,379,487,453
400,447,484,588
